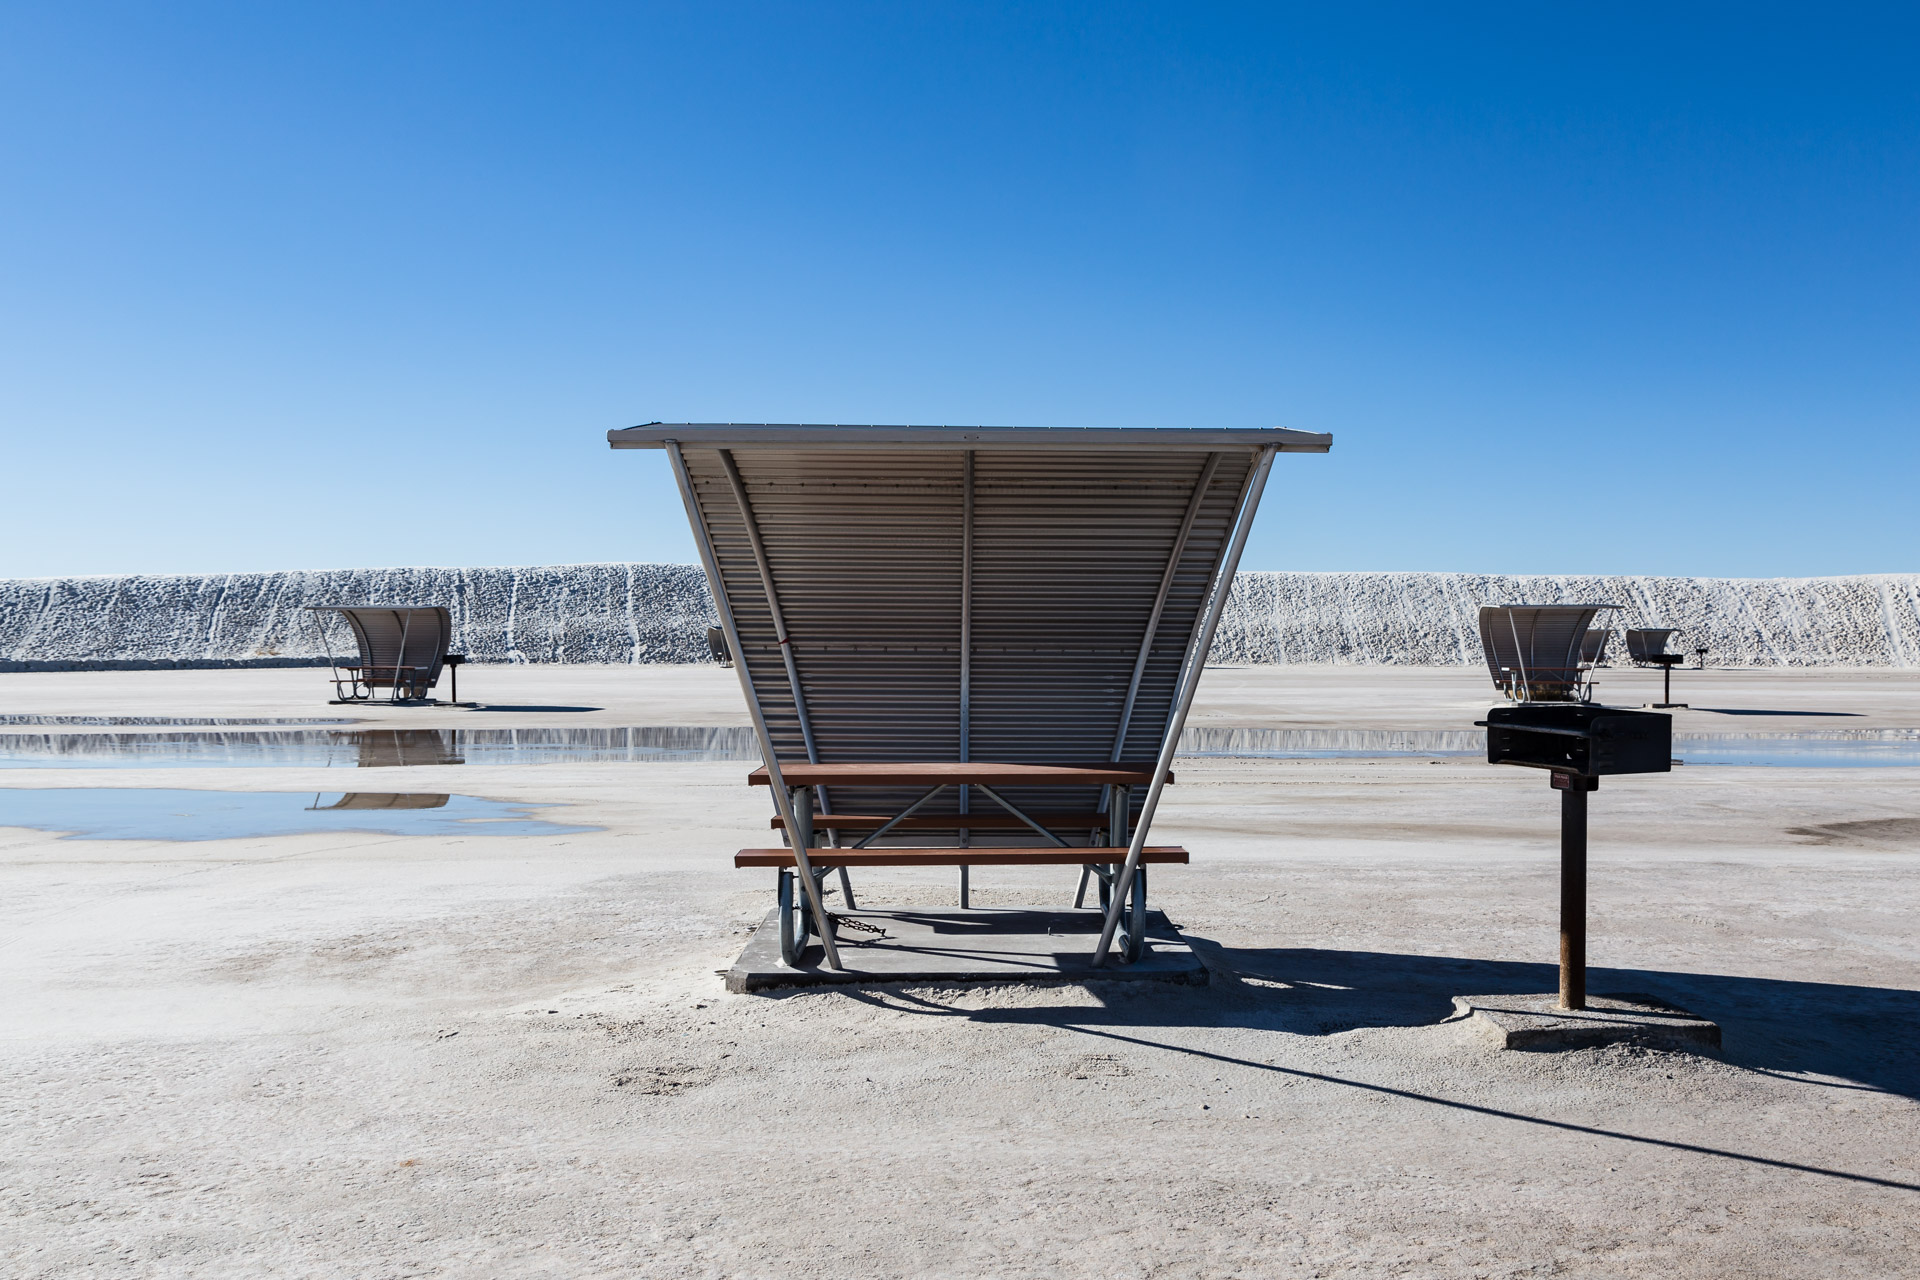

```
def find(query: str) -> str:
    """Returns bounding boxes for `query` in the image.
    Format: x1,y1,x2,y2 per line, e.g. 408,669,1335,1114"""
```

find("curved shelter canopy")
1478,604,1617,704
611,423,1330,968
613,424,1325,810
306,605,452,704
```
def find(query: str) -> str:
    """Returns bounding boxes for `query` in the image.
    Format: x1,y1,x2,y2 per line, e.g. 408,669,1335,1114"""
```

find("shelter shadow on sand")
1697,707,1864,717
846,949,1920,1195
869,947,1920,1102
468,705,603,713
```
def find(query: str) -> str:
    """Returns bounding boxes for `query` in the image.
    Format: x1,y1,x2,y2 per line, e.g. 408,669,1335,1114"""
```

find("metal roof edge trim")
607,424,1331,452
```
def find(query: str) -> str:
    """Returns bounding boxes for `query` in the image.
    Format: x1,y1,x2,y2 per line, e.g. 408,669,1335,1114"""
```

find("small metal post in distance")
444,654,464,704
1551,771,1596,1010
1651,654,1688,709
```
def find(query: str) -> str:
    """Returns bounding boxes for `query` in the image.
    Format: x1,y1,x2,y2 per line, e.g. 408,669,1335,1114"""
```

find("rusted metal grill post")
1552,771,1595,1011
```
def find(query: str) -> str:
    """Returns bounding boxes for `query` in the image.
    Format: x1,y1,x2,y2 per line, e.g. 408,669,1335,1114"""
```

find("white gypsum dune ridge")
1,565,1916,670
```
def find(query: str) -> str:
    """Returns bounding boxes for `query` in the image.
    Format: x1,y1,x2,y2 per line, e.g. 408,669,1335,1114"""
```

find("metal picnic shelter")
306,605,458,704
611,424,1330,976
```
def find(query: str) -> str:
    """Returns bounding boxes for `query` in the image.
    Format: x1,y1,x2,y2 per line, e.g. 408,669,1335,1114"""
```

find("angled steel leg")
1094,449,1275,964
668,442,841,968
720,449,849,877
1103,452,1220,818
393,610,413,703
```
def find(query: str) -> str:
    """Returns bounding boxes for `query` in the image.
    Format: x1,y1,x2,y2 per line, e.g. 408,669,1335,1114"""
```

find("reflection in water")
351,732,464,768
312,792,450,810
1177,726,1920,766
0,715,356,727
1182,725,1920,767
0,726,760,769
1674,732,1920,768
0,789,594,841
2,724,1917,770
1175,725,1912,767
1179,727,1484,757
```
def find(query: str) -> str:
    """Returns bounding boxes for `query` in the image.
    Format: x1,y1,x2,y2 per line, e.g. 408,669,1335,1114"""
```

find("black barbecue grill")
1477,697,1674,1012
1484,704,1671,777
1626,627,1688,708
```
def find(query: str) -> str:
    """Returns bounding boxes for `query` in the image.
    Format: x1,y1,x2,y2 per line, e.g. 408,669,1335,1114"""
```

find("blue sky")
2,3,1914,579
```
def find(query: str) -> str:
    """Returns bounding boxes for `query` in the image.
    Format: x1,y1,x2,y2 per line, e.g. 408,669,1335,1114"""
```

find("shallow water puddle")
1672,734,1920,767
1179,727,1485,758
0,788,598,840
1178,726,1920,766
2,725,1917,770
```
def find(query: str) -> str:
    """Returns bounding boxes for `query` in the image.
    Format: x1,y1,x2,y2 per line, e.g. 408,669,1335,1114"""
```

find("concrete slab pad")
1454,991,1722,1051
726,907,1209,993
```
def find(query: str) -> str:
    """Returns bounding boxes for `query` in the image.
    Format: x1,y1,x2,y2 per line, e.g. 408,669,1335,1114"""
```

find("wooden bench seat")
771,812,1109,831
735,846,1189,868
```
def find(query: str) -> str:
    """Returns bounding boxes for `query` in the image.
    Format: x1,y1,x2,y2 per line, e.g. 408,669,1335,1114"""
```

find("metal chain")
827,912,888,937
813,869,886,937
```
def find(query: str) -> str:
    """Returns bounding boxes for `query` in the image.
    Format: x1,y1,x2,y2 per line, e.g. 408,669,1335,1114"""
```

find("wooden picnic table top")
746,761,1172,788
735,846,1190,868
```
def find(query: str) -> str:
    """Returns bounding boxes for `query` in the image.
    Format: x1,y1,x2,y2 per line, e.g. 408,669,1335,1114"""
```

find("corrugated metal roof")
610,423,1331,451
640,429,1322,847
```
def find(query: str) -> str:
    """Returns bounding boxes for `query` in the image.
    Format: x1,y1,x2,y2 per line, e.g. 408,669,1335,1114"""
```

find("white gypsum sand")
2,663,1918,1276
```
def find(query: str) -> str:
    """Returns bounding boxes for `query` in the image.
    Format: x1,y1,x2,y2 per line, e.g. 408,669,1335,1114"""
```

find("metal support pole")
1079,784,1128,910
1163,461,1263,727
1553,771,1593,1011
394,610,413,703
306,609,345,701
794,785,843,911
959,450,973,827
1094,448,1275,964
1651,657,1684,709
719,450,826,766
957,451,974,893
720,449,841,847
1508,612,1530,703
794,785,815,856
1110,453,1219,765
1103,452,1219,817
667,442,842,968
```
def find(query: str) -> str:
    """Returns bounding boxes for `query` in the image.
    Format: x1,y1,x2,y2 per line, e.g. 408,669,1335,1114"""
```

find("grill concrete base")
726,907,1209,993
1454,992,1721,1051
